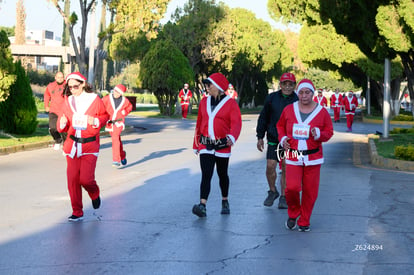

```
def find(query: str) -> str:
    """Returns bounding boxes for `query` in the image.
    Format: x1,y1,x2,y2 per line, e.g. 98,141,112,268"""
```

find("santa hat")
296,79,315,94
317,89,323,93
202,73,229,92
65,72,87,82
280,72,296,83
114,84,127,95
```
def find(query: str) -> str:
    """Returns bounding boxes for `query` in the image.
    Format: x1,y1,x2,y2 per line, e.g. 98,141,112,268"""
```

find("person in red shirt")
330,88,343,123
178,83,193,119
192,73,242,217
225,83,238,100
313,89,327,107
44,72,66,150
342,91,359,132
277,79,333,232
103,84,133,168
57,72,109,222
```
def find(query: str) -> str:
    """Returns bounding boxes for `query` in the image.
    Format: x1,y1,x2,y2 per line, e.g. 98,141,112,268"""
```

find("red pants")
110,131,126,162
346,114,354,128
285,164,321,227
181,104,189,118
333,107,341,121
66,154,100,217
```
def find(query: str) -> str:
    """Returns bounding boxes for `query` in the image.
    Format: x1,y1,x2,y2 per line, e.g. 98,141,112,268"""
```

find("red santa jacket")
225,89,238,100
57,92,108,158
193,95,242,157
44,81,66,114
179,89,192,105
102,95,133,132
277,102,333,166
342,95,358,115
330,93,343,108
313,95,327,107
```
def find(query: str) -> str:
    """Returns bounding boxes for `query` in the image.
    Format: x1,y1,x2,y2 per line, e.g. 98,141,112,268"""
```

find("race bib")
73,113,88,130
293,124,310,140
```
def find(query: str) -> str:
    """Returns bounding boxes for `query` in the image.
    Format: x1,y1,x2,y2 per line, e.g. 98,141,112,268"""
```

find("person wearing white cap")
330,88,343,123
313,89,327,108
178,83,193,119
192,72,242,217
256,72,298,209
277,78,333,232
103,84,133,168
57,72,109,222
225,83,238,100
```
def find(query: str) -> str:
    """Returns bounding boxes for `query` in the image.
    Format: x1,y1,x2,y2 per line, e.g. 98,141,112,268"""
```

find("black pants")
199,154,230,200
49,112,66,143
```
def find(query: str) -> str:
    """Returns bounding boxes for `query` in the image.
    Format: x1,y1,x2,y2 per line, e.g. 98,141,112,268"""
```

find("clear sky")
0,0,298,39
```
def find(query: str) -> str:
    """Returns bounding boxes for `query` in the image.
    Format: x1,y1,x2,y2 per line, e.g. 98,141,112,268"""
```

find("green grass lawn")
373,133,414,159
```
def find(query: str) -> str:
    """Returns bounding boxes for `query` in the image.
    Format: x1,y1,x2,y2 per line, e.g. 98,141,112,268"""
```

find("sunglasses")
68,84,81,90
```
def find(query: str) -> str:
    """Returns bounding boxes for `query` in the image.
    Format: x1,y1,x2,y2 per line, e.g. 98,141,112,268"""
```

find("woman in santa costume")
342,91,359,132
277,79,333,232
330,88,343,123
178,83,193,119
192,73,242,217
103,84,133,168
57,72,109,221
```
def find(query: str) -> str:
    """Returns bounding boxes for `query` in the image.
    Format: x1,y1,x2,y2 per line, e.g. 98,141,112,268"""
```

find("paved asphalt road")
0,114,413,275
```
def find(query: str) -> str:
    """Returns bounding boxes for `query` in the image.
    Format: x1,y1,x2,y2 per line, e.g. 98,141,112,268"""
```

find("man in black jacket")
256,72,298,209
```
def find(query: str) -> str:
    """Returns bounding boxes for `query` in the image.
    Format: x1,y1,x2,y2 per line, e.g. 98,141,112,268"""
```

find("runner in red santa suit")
103,84,133,168
342,90,358,132
313,89,327,107
178,83,193,119
277,79,333,232
192,73,242,217
330,88,343,123
57,72,109,222
225,83,238,100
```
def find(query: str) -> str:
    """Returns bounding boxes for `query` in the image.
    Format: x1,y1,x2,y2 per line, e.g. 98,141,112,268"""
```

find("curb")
362,117,414,125
368,138,414,172
0,126,135,156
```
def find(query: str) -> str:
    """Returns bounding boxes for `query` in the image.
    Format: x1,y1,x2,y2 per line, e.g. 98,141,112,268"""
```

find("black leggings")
199,154,229,200
49,112,66,143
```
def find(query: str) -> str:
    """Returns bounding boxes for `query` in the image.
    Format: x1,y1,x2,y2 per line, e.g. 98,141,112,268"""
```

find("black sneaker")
285,217,297,230
121,158,127,166
192,203,207,217
278,196,288,209
263,190,279,206
68,215,84,222
92,196,101,209
298,225,310,232
221,200,230,215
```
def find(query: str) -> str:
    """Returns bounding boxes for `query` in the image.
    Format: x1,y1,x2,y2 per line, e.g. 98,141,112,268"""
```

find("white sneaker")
53,143,60,151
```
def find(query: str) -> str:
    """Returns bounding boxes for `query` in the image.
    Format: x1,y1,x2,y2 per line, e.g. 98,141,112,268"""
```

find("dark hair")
63,80,94,97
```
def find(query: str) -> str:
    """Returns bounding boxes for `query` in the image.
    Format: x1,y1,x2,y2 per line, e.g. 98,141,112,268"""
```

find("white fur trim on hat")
296,80,315,94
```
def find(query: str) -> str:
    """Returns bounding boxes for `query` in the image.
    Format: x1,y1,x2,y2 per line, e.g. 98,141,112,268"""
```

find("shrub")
390,127,414,134
395,145,414,161
26,69,55,86
392,114,414,121
0,61,38,134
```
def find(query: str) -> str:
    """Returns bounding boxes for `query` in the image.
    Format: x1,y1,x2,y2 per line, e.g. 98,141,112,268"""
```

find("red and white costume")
277,101,333,227
179,88,193,118
225,89,238,100
330,93,343,122
58,91,108,217
193,96,242,158
313,94,327,107
342,94,358,130
103,94,133,163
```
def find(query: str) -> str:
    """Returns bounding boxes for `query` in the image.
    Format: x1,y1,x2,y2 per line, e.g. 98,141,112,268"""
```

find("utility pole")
88,1,96,86
383,58,391,139
367,76,371,115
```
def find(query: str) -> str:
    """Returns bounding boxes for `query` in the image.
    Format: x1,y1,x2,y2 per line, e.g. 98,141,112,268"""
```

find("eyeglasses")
281,82,295,87
68,85,80,90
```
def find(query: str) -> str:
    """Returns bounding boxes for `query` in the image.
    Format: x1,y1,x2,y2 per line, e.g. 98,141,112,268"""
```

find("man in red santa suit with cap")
313,89,328,107
192,72,242,217
178,83,193,119
103,84,133,168
277,78,333,232
57,72,109,221
330,88,343,123
341,90,358,132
